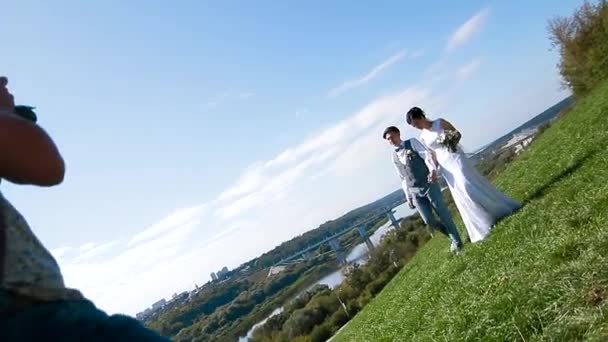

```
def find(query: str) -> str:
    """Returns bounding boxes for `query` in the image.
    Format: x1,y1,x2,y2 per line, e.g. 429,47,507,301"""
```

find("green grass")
335,81,608,341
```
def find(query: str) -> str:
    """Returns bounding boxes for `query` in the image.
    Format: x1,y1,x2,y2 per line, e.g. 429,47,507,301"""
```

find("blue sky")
1,0,577,315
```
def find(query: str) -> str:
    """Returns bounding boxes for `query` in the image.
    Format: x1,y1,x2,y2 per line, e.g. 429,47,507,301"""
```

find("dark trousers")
412,183,463,246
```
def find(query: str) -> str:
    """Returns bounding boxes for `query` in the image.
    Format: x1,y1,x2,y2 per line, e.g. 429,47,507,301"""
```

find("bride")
405,106,521,242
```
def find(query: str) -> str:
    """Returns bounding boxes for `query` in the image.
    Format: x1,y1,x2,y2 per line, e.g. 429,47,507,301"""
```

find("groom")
383,126,463,254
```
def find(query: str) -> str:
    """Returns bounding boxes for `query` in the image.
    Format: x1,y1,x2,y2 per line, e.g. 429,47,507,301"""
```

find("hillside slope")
335,82,608,341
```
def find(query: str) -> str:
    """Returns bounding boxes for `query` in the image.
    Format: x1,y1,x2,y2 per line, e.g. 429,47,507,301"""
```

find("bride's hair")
406,106,426,125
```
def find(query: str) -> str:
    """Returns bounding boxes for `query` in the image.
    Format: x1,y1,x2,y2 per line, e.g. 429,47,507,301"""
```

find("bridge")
274,207,402,266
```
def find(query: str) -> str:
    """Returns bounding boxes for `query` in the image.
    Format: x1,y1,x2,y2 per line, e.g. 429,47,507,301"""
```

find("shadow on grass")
523,148,599,205
441,148,598,244
489,148,599,231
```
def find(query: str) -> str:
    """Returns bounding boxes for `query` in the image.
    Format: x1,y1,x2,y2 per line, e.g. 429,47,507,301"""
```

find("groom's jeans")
413,183,463,247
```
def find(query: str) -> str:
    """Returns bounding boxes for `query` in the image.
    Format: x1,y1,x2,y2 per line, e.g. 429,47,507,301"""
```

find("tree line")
249,216,433,342
549,0,608,97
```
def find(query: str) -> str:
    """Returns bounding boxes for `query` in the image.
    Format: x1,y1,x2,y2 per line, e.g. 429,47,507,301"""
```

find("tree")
310,323,333,342
329,309,349,328
345,266,373,293
548,0,608,96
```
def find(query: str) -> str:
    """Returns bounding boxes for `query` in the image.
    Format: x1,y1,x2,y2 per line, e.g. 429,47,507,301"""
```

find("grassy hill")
334,81,608,341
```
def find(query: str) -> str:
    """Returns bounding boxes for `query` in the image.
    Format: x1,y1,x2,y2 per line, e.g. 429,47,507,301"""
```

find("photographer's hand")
0,76,65,186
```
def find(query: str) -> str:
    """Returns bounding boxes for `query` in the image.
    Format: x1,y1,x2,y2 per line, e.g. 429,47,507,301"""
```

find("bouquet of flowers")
436,130,461,153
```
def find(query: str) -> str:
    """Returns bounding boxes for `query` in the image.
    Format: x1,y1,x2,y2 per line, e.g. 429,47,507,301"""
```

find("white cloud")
50,246,72,259
421,55,484,88
72,240,121,263
456,57,483,81
446,8,490,51
215,191,265,220
325,87,445,177
60,217,204,315
217,165,265,201
214,85,433,221
215,149,338,220
328,50,407,97
410,49,427,58
79,242,99,252
204,91,254,109
128,204,207,246
113,221,200,269
205,221,249,244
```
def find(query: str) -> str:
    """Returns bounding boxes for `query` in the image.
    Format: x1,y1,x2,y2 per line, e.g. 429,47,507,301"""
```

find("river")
238,203,411,341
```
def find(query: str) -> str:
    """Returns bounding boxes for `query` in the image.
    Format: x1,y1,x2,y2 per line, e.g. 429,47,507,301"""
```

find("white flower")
436,130,460,152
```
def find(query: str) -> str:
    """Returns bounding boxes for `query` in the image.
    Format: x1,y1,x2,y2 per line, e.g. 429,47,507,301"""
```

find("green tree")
310,323,333,342
345,265,373,293
548,0,608,96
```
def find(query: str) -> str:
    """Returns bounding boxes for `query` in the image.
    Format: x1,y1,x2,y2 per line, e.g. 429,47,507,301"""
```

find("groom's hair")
406,106,425,125
382,126,400,139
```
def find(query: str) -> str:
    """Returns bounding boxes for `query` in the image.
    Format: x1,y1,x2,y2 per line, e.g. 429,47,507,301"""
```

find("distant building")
216,266,230,279
514,136,534,154
136,307,154,321
239,265,251,274
151,298,166,310
267,265,286,278
502,128,537,151
210,272,218,281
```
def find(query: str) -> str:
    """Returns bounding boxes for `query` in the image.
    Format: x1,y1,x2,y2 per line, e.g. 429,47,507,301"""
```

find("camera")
14,105,37,123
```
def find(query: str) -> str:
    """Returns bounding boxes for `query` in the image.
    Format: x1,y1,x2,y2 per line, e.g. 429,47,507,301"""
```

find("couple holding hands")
384,107,521,254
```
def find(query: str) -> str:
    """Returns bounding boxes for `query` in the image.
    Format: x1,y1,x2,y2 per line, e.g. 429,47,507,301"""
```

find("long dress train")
419,120,521,242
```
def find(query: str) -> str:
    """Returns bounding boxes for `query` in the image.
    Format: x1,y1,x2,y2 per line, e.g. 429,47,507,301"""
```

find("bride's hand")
407,199,415,210
428,170,438,183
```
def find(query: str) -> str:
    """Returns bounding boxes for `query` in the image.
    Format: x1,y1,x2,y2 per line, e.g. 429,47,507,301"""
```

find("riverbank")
232,262,339,341
237,210,406,340
242,208,434,341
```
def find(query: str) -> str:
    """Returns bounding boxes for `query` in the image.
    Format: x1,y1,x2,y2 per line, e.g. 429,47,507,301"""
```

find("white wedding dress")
419,119,521,242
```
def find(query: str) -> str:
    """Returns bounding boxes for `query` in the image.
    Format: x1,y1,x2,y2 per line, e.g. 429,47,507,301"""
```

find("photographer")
0,77,170,341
